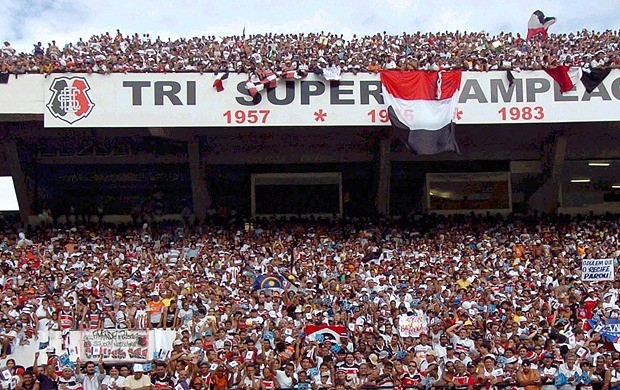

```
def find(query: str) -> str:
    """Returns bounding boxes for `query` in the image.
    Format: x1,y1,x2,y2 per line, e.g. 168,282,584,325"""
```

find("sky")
1,0,619,54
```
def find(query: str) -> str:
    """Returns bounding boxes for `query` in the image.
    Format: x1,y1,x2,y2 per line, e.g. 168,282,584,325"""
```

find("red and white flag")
260,70,277,89
280,69,299,79
527,10,556,40
245,78,264,97
380,70,462,155
304,325,347,344
544,66,582,93
212,72,229,92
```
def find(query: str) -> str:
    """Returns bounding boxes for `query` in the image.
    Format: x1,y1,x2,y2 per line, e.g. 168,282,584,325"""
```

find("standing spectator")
116,303,130,329
82,301,103,330
147,293,165,329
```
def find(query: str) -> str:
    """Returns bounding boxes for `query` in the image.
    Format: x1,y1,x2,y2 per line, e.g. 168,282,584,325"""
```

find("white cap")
133,364,144,373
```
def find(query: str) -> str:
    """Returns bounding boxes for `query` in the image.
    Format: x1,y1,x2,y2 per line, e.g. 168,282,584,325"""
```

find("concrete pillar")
5,142,32,224
528,136,567,213
187,139,210,223
376,138,391,216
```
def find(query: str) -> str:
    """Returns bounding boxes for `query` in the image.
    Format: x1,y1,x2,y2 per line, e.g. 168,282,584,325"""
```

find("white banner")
63,329,178,362
398,315,428,338
581,259,615,281
1,71,619,127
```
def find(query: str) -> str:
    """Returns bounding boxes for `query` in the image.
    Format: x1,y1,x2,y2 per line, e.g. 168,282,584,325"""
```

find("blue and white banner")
599,319,620,344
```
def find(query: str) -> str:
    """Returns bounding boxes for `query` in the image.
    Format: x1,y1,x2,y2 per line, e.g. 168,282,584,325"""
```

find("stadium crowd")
0,213,619,390
1,29,619,77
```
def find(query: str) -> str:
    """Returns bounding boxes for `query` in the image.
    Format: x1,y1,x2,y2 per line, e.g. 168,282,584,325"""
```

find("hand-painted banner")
398,315,428,338
581,259,615,281
81,329,150,361
1,71,619,127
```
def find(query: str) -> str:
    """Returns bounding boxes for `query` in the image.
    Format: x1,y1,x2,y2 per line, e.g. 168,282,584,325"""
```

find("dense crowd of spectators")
1,29,619,77
0,213,619,390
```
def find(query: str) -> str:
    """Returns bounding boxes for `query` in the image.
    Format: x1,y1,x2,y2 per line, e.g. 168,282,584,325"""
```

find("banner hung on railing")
81,329,150,361
2,71,620,127
61,329,177,363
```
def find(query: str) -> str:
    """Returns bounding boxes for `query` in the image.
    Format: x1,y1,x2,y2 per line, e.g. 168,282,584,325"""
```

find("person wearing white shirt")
479,356,504,389
433,333,451,360
590,51,606,68
102,367,126,390
116,303,130,329
274,363,297,388
558,353,582,390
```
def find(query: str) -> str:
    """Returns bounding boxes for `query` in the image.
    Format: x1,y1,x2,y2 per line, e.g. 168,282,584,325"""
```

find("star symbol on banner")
456,108,464,120
314,109,327,122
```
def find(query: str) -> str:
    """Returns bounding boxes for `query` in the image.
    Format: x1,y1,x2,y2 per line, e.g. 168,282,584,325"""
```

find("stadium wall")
0,71,618,126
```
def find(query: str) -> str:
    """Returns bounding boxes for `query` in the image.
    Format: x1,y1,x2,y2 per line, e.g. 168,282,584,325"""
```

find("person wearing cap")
439,342,456,363
121,364,151,390
539,353,559,390
590,50,606,69
517,360,541,390
116,303,130,329
57,366,82,390
102,366,125,390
